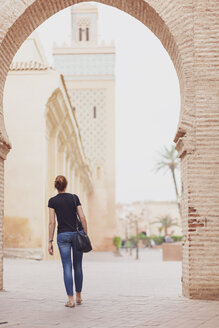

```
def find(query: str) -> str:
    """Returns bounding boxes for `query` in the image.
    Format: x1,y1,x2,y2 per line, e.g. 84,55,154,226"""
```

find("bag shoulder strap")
73,194,81,230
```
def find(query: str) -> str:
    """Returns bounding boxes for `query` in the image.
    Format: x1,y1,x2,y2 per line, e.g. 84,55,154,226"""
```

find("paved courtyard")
0,248,219,328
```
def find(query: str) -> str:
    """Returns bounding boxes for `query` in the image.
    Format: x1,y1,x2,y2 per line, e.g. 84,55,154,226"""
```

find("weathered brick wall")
175,1,219,300
0,0,218,300
182,1,219,300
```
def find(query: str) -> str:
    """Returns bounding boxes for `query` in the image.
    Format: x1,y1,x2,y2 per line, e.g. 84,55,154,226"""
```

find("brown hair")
54,175,68,191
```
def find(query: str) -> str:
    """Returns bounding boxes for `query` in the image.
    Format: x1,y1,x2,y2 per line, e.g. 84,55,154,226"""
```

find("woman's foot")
65,300,75,308
65,295,75,307
76,292,83,305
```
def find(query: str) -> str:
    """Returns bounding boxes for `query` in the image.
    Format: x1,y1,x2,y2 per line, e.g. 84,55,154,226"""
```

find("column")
65,155,71,189
77,175,82,199
0,143,11,290
74,168,79,194
83,189,88,218
57,143,65,175
69,165,75,193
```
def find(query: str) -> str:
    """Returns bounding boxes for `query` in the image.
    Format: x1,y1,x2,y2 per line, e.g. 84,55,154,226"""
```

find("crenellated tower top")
71,3,98,45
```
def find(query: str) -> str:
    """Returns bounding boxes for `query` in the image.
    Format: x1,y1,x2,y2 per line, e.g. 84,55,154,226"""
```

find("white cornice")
53,45,115,55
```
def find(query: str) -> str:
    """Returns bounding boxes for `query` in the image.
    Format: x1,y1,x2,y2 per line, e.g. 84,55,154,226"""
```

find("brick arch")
0,0,192,294
0,0,192,152
2,0,217,301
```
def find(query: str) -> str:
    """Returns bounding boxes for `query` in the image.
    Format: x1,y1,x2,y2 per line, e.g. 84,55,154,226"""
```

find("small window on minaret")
79,28,82,41
86,28,89,41
97,166,101,179
93,106,96,118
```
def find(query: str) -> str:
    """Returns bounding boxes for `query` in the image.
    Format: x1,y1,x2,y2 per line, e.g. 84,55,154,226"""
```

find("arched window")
86,28,89,41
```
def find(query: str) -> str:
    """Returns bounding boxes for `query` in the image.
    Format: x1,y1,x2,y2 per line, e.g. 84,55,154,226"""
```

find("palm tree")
153,215,178,235
155,145,181,215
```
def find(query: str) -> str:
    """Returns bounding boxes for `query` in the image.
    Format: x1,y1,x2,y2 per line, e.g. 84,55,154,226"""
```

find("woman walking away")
48,175,88,308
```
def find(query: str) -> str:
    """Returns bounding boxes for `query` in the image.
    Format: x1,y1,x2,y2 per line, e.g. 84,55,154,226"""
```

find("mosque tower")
53,3,116,250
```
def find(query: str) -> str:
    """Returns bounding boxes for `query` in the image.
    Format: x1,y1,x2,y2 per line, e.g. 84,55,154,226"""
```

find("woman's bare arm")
77,206,88,234
48,207,56,255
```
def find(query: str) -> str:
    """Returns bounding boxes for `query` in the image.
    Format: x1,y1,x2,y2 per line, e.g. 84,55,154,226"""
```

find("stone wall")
0,0,218,300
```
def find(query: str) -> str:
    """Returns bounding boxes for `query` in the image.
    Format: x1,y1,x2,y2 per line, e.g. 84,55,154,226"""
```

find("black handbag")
73,194,92,253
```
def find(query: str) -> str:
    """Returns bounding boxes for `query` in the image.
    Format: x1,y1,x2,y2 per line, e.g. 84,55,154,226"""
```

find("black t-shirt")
48,193,83,234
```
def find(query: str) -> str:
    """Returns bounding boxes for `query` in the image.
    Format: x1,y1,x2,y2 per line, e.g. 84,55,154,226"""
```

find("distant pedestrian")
164,233,173,243
150,239,156,247
121,239,126,248
48,175,88,308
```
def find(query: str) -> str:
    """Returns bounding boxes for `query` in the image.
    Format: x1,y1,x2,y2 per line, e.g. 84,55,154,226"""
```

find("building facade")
3,32,93,260
53,3,116,250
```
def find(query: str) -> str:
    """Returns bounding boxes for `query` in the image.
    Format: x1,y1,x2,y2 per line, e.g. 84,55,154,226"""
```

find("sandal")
76,299,83,305
65,300,75,308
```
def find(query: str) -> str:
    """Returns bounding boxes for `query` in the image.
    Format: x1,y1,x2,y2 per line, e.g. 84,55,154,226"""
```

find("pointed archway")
0,0,218,300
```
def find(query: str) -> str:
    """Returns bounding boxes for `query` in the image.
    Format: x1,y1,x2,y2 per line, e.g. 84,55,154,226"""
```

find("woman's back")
48,193,83,233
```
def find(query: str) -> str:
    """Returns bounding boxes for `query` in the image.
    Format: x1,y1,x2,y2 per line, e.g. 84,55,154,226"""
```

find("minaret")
71,3,98,44
53,3,116,251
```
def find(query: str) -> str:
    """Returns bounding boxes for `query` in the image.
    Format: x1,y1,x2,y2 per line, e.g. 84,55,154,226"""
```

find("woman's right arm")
77,205,88,234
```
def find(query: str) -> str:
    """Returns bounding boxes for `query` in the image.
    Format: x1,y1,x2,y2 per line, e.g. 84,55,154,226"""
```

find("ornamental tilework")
69,88,106,165
54,54,115,78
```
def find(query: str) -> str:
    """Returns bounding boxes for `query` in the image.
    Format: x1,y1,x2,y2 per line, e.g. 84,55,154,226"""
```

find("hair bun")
54,175,68,191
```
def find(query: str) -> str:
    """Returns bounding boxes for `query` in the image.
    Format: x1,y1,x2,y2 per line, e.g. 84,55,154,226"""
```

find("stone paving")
0,248,219,328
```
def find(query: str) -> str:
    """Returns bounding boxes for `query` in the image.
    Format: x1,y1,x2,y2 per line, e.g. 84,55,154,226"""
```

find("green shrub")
129,235,137,246
125,240,131,248
113,236,122,249
138,233,151,246
150,235,164,245
171,235,183,242
138,232,146,240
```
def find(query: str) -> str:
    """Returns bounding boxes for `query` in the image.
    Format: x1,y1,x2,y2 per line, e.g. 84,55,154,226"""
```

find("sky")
36,2,181,204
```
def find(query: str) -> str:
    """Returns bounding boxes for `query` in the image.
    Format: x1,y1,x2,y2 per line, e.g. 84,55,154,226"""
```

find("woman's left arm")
48,208,56,255
77,205,88,234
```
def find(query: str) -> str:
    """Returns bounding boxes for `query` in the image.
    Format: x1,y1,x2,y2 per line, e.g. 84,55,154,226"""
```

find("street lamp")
130,209,145,260
121,206,146,260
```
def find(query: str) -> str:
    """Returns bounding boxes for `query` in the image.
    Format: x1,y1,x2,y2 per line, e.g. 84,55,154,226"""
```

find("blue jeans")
57,231,84,296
